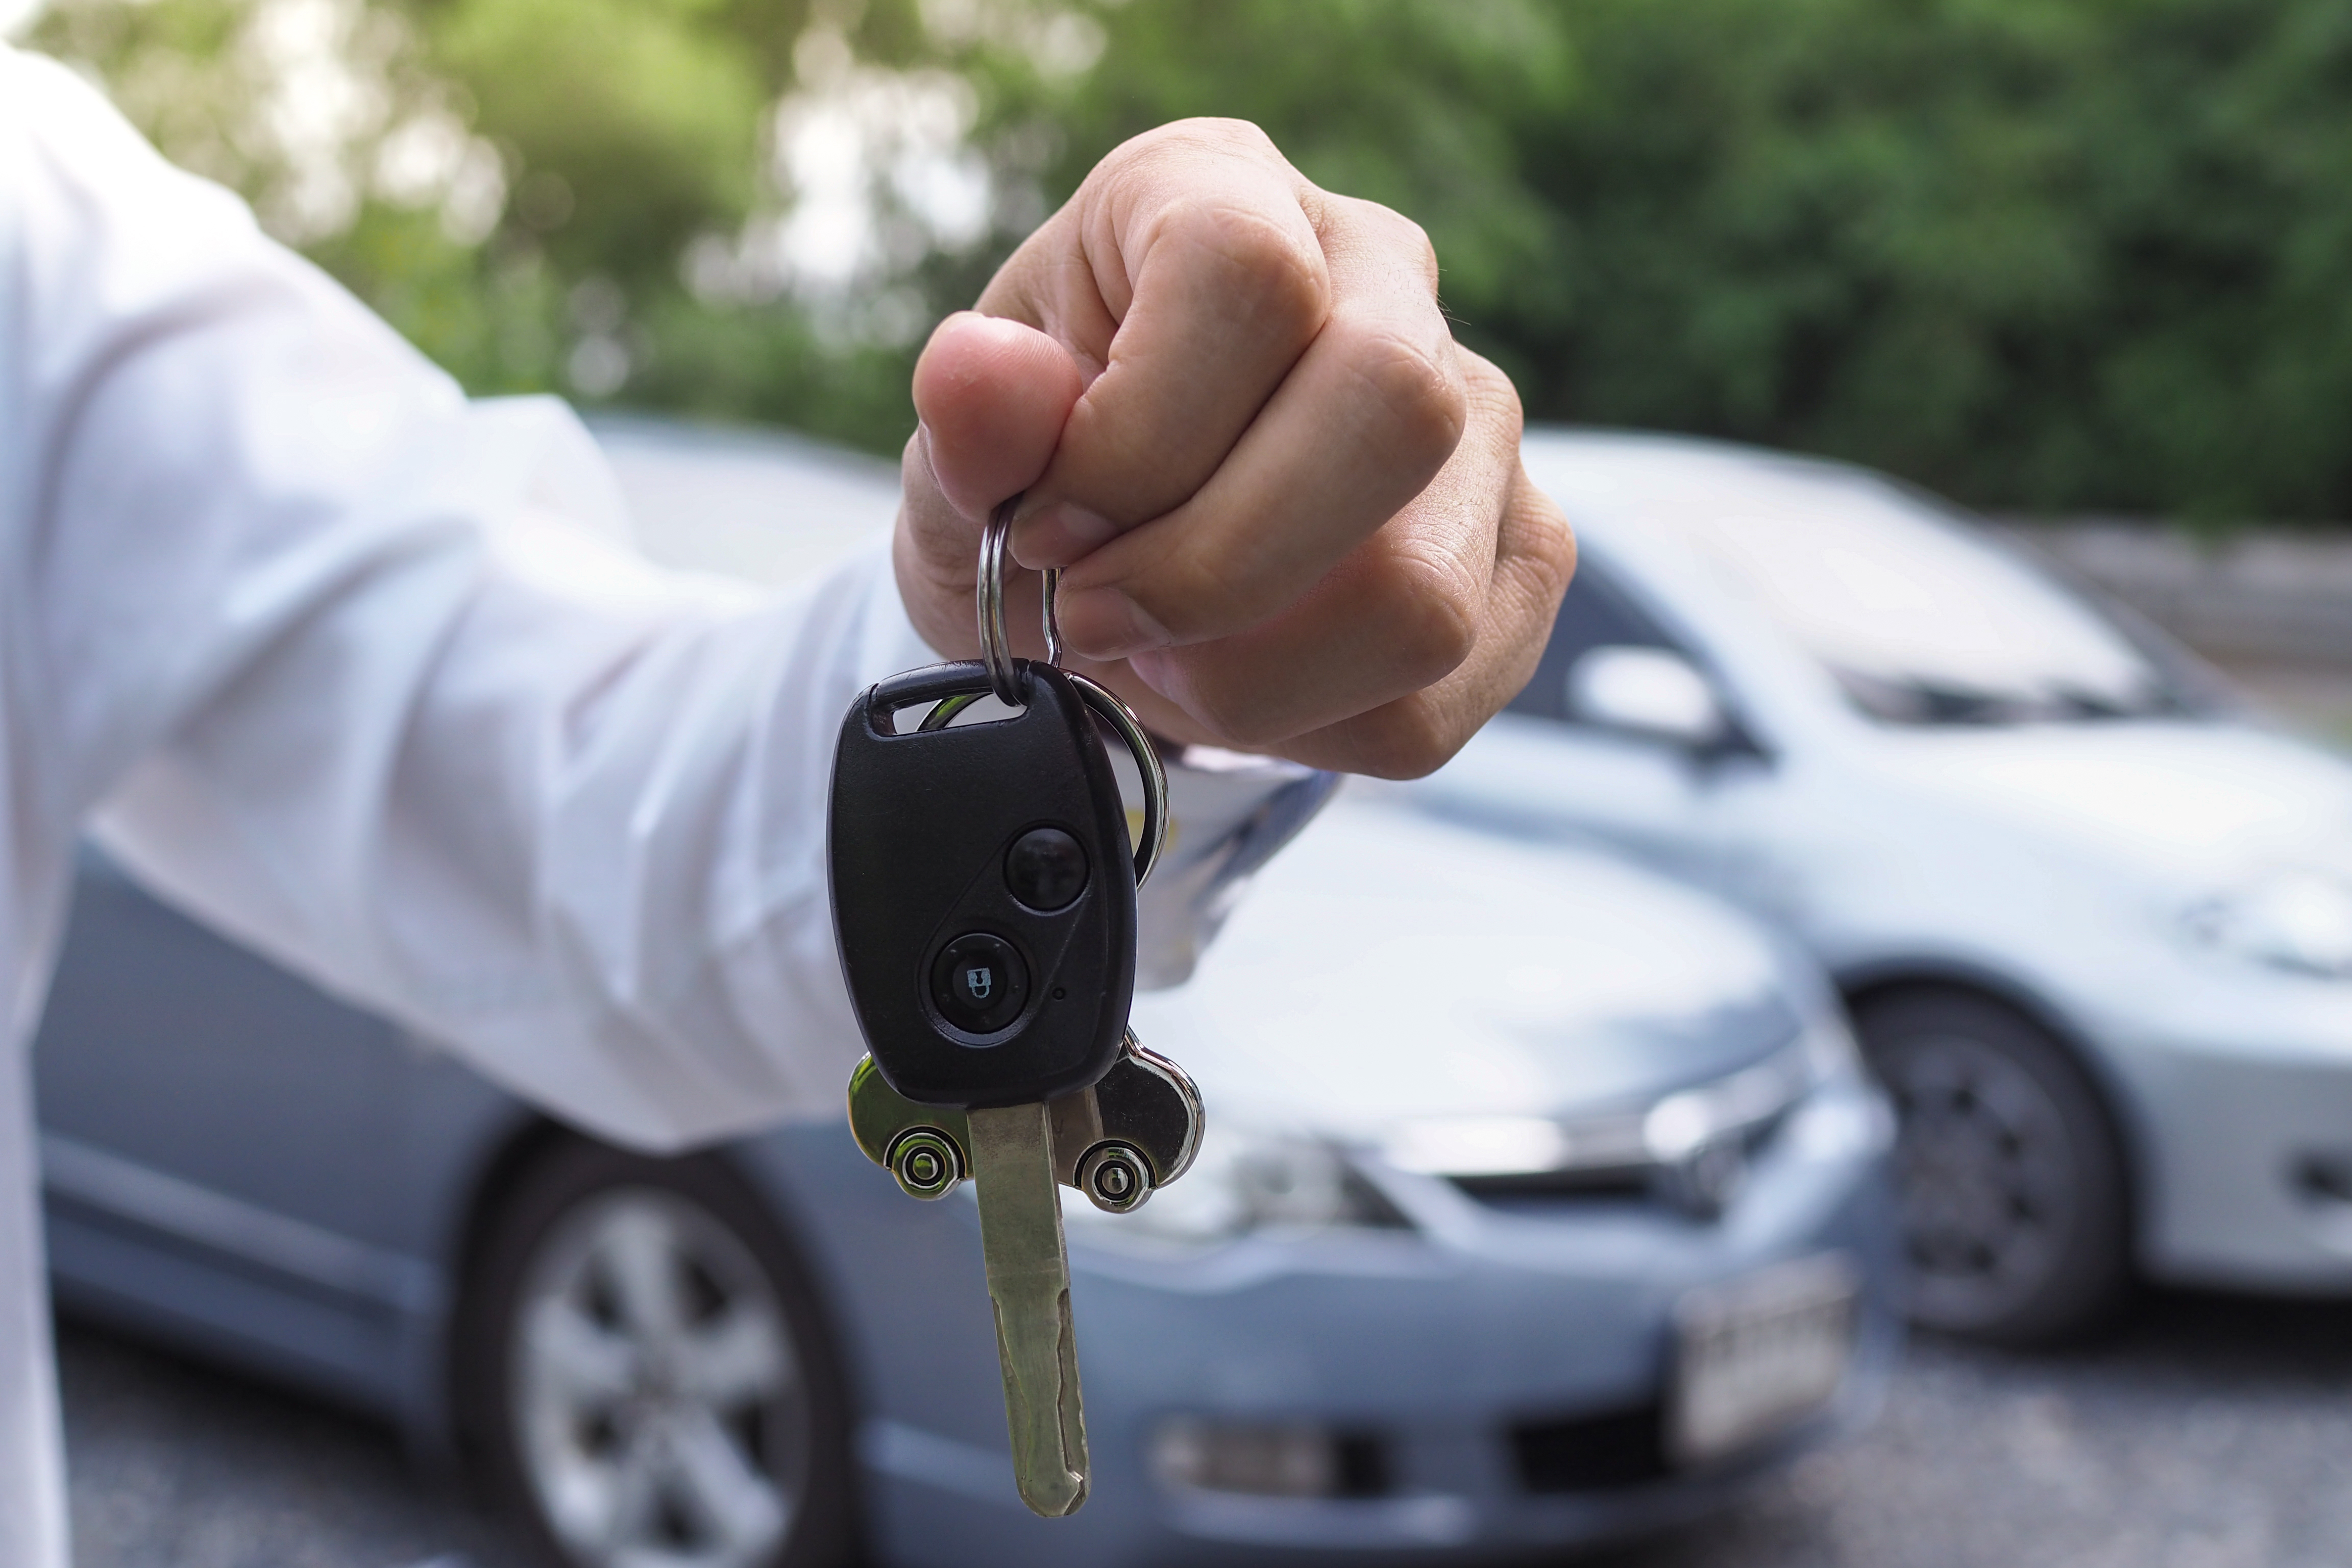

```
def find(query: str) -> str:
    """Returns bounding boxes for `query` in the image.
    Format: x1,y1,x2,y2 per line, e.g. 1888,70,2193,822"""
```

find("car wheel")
459,1138,855,1568
1854,989,2132,1345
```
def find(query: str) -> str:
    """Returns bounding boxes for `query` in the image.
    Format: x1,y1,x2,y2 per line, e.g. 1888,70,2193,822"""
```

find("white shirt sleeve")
1,48,1333,1153
1,48,932,1146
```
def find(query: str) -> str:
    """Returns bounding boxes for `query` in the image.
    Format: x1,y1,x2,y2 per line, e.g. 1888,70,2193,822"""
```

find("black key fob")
828,659,1136,1108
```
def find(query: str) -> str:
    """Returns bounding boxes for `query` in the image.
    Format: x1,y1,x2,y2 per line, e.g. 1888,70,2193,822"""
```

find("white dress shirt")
0,48,1324,1564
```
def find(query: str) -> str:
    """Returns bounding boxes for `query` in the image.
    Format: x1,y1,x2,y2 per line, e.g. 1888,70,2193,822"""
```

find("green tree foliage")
30,0,933,444
423,0,769,293
1521,0,2352,524
30,0,2352,519
1013,0,2352,523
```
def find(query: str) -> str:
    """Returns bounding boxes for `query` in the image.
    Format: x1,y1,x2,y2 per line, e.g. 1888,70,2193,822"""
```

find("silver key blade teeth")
968,1102,1089,1517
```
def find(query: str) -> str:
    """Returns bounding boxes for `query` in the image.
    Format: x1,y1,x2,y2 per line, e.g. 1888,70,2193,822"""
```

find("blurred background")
24,0,2351,728
18,0,2352,529
16,3,2352,1567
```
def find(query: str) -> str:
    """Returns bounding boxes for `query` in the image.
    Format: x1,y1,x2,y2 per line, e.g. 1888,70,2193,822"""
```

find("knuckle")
1366,202,1442,292
1373,546,1482,689
1097,119,1294,212
1188,116,1287,162
1542,502,1579,591
1409,219,1441,291
1513,482,1579,600
1153,194,1330,328
1461,348,1524,438
1339,318,1468,470
1125,117,1288,172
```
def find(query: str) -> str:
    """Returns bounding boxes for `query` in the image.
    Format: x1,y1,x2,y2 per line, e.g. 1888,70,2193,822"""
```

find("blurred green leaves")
1009,0,2352,523
980,0,1574,323
30,0,930,435
424,0,767,291
1485,0,2352,524
27,0,2352,520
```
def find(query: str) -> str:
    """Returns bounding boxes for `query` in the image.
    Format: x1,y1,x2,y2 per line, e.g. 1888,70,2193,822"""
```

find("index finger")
990,120,1334,567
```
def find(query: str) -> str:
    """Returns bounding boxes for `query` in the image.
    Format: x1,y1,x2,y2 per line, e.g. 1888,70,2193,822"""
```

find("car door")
33,847,430,1404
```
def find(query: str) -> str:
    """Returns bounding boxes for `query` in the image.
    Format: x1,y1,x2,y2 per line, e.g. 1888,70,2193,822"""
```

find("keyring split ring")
1068,670,1168,888
976,498,1026,706
955,494,1169,889
979,497,1069,698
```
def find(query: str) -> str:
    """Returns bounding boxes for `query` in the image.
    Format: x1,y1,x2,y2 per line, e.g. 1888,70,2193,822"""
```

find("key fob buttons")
932,932,1029,1035
831,660,1137,1106
1006,825,1089,912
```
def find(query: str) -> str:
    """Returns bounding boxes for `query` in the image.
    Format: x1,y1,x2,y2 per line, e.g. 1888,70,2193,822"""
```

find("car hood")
1129,790,1809,1139
1867,719,2352,890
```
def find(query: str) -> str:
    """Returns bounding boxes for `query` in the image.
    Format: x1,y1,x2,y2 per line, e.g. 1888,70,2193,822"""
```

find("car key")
828,501,1197,1517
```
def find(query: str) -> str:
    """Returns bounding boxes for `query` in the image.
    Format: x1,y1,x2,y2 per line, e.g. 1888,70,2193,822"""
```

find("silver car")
1416,427,2352,1344
33,422,1896,1567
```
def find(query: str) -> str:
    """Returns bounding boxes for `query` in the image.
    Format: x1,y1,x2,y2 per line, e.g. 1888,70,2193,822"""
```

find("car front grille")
1332,1433,1394,1498
1448,1165,1657,1206
1509,1399,1671,1493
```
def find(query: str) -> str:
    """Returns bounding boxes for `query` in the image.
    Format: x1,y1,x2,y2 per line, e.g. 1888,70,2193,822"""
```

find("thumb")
911,311,1085,521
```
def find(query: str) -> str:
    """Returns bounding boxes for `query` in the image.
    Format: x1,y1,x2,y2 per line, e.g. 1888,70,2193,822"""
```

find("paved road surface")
58,1285,2352,1568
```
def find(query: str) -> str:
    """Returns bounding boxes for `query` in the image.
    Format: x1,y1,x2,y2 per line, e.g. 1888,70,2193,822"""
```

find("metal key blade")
967,1101,1089,1516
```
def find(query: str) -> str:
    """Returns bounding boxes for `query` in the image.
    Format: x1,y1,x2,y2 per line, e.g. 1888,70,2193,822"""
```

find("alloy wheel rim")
1880,1034,2076,1329
511,1187,806,1568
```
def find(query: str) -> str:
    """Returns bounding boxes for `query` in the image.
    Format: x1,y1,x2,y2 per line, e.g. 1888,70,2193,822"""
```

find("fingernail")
1061,587,1172,662
1011,501,1119,567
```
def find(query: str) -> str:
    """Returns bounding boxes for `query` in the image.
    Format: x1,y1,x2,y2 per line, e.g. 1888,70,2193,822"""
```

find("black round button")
930,933,1028,1035
1005,827,1089,913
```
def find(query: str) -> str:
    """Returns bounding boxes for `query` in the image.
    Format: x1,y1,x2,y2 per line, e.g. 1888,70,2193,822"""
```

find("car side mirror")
1567,645,1728,749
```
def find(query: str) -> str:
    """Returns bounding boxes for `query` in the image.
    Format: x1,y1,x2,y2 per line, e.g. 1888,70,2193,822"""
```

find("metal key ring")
979,496,1068,698
1068,669,1168,888
976,498,1027,706
948,495,1169,888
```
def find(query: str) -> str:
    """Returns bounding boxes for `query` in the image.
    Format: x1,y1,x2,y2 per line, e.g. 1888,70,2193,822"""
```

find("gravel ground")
57,1318,523,1568
1599,1290,2352,1568
57,1286,2352,1568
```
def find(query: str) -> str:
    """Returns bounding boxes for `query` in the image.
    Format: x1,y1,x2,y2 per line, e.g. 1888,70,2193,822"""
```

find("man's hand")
896,120,1574,778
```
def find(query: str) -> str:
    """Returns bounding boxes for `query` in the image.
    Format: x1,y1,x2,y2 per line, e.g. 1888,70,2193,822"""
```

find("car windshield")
1638,467,2204,726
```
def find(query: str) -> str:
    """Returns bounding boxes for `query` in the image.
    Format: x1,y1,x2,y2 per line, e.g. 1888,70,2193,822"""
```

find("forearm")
92,509,915,1145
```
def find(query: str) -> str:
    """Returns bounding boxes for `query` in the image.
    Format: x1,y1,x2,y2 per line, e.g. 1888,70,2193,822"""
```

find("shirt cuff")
1133,743,1341,990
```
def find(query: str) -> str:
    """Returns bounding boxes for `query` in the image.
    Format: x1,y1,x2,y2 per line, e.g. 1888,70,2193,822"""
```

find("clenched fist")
895,119,1575,778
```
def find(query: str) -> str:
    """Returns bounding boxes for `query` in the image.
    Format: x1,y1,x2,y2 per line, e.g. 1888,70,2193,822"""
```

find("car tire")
1854,988,2133,1346
456,1137,857,1568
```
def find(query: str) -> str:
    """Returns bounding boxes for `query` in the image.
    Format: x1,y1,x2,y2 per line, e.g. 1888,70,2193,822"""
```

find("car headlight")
2184,872,2352,978
1064,1119,1409,1246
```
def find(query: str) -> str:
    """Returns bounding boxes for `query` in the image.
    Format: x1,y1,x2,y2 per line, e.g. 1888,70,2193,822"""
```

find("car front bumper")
2093,972,2352,1290
820,1078,1898,1568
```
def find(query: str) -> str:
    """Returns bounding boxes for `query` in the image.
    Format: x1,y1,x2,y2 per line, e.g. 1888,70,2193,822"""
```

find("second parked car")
1417,427,2352,1344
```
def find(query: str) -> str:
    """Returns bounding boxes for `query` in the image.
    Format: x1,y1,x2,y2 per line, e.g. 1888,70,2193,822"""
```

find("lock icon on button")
932,931,1028,1036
